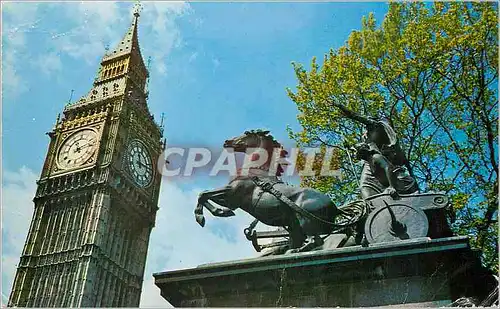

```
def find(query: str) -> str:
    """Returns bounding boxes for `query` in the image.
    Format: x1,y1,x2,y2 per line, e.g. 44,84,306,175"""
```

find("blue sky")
2,2,388,306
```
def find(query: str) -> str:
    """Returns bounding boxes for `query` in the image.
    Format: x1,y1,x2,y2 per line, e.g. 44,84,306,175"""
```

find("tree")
287,2,498,270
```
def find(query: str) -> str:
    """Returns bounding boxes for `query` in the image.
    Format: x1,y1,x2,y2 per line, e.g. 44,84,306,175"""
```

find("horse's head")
224,129,289,175
224,129,267,151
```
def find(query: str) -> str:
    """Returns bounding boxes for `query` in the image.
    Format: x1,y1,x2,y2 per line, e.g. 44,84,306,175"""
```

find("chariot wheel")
364,202,429,244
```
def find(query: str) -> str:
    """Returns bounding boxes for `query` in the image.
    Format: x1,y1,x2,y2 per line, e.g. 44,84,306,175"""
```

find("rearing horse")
194,129,362,252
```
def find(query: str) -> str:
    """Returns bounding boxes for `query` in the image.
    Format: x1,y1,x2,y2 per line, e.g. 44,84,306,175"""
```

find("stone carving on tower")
8,7,164,307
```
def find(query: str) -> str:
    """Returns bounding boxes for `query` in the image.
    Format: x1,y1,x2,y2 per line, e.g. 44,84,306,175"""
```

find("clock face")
57,129,98,169
126,140,153,188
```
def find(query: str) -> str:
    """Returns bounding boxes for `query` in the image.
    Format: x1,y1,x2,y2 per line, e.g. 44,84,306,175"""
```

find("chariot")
195,129,455,255
244,192,454,253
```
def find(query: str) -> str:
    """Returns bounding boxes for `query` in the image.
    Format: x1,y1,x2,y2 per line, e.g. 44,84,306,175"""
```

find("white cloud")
51,2,124,64
34,52,63,76
1,1,191,98
2,2,41,48
212,57,221,71
1,50,29,97
1,167,260,307
140,2,191,75
188,51,198,63
1,167,38,252
1,3,42,98
140,179,258,307
50,1,191,74
1,167,38,306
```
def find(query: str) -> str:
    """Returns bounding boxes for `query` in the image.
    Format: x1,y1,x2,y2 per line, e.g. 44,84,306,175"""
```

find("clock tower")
8,8,164,307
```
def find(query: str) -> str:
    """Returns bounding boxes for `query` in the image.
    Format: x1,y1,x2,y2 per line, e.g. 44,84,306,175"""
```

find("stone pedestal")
153,236,496,307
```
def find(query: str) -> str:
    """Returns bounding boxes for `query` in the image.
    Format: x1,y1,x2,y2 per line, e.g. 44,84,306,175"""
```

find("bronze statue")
331,102,419,199
194,128,455,255
194,130,366,253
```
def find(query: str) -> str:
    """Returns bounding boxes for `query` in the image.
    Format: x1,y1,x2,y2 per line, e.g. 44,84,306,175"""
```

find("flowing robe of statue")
330,102,418,199
357,120,418,199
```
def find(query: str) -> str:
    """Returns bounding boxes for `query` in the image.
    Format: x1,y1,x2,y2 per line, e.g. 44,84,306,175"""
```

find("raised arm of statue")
330,101,376,127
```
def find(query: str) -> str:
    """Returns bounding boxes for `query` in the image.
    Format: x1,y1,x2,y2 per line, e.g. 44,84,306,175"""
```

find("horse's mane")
243,129,289,175
244,129,283,150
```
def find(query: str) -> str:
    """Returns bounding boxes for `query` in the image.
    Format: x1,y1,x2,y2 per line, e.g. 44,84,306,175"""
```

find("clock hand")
79,140,94,149
135,158,148,172
135,154,143,164
73,140,94,153
141,154,150,165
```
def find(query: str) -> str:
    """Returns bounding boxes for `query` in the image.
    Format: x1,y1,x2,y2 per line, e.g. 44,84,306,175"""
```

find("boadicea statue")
330,101,419,199
195,120,454,254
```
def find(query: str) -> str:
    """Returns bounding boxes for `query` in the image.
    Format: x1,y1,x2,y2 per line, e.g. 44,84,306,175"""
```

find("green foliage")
287,2,498,271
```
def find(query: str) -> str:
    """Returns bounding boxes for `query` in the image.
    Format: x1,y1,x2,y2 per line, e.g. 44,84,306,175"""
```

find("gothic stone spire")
103,5,145,66
67,5,150,109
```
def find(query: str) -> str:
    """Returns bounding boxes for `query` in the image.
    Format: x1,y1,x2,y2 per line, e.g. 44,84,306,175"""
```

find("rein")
250,176,342,227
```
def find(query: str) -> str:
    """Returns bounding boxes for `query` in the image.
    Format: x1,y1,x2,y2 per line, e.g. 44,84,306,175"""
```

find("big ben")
8,7,163,307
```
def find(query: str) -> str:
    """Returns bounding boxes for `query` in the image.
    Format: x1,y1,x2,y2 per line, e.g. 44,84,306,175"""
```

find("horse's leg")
196,188,224,226
286,214,306,250
195,187,234,227
202,200,236,217
194,202,205,227
205,190,237,216
198,187,233,214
